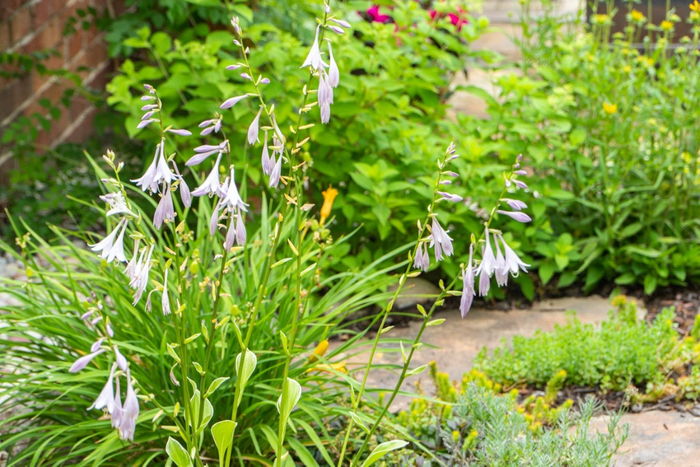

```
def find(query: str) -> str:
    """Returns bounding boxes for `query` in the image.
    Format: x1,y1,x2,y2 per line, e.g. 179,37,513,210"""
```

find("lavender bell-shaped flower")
497,209,532,223
247,106,263,145
220,94,248,110
69,348,106,373
132,141,175,193
476,228,497,297
218,168,249,213
413,242,430,272
261,131,274,175
191,152,223,197
130,244,154,305
89,363,117,412
179,177,191,208
186,141,227,167
460,244,476,318
494,233,509,287
327,42,340,88
90,219,128,263
153,184,176,229
301,26,327,70
210,207,220,236
430,218,454,261
225,222,236,251
113,345,128,372
269,155,282,188
119,370,139,442
499,234,530,275
100,192,135,218
235,211,246,246
503,198,527,211
112,375,123,430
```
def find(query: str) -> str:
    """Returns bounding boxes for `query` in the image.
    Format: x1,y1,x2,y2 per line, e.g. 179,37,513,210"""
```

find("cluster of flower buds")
301,7,349,124
70,294,139,442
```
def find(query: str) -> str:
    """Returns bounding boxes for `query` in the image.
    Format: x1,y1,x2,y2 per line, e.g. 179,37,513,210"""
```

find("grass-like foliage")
0,184,408,465
474,297,694,394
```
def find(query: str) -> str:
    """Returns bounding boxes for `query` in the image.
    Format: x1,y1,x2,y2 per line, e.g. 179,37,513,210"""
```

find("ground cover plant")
0,2,541,466
395,365,627,466
474,296,700,406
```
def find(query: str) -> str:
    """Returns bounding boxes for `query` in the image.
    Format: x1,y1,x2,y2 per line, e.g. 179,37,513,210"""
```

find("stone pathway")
338,294,700,465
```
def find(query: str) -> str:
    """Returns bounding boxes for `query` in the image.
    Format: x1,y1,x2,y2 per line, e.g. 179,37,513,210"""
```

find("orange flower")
320,185,338,225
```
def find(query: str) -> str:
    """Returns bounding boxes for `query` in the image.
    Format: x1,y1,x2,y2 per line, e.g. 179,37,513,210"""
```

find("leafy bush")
467,0,700,293
395,365,627,466
101,0,525,281
474,296,699,397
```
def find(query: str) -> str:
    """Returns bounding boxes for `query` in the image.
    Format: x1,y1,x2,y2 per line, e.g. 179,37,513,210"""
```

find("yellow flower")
306,361,347,374
593,14,610,25
308,339,329,363
631,10,645,22
660,20,674,31
602,102,618,114
319,185,338,225
623,65,632,73
691,1,700,13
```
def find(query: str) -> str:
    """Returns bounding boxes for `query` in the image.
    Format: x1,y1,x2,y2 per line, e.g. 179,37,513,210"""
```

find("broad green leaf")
360,440,408,467
234,349,257,404
205,376,229,398
211,420,237,466
276,377,302,425
166,437,192,467
539,261,555,285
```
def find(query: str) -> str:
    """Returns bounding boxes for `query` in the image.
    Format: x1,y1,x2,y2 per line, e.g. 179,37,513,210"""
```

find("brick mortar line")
0,58,111,166
0,44,110,128
6,0,82,54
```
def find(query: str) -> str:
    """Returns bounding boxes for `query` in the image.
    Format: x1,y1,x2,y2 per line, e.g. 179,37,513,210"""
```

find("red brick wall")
0,0,117,180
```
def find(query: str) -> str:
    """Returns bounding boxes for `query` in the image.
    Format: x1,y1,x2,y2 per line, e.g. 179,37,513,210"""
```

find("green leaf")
426,319,445,327
211,420,237,466
349,411,369,433
204,376,229,398
614,273,636,285
539,262,555,285
644,274,657,295
360,440,409,467
166,437,192,467
276,377,302,426
570,127,586,145
554,254,569,270
234,349,257,404
407,364,428,376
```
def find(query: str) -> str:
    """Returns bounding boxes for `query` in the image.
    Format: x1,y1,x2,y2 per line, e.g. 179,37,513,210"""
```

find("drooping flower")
235,211,246,246
413,242,430,272
301,26,326,70
90,338,103,353
119,370,139,442
499,234,530,275
113,345,128,372
153,184,176,229
191,152,223,197
132,141,175,193
247,106,263,145
430,218,454,261
165,128,191,136
476,228,497,297
318,71,334,107
460,244,475,318
320,185,339,225
225,222,236,251
89,219,128,263
89,363,116,412
210,207,220,236
320,104,331,125
69,348,106,373
112,375,123,430
261,131,274,175
186,141,228,167
269,155,282,188
130,244,154,305
437,191,464,203
220,94,248,109
218,168,249,213
327,42,339,88
503,198,527,211
497,209,532,223
179,177,191,209
100,192,135,218
494,233,508,287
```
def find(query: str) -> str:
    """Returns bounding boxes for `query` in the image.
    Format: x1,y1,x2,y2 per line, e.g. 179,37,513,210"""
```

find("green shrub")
101,0,526,283
467,0,700,293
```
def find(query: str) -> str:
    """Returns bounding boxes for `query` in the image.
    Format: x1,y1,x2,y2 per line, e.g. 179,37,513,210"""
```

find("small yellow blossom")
306,361,347,374
602,102,618,114
623,65,632,73
692,1,700,12
593,14,610,25
660,20,674,31
631,10,645,22
319,185,338,225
